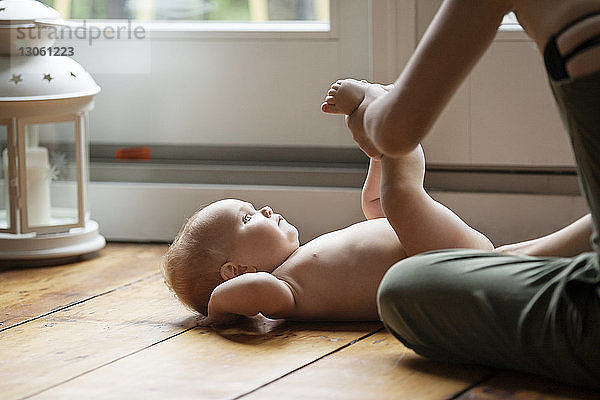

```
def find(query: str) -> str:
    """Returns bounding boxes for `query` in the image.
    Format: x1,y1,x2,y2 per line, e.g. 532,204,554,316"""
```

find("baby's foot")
322,79,394,158
321,79,393,115
321,79,370,115
345,84,392,158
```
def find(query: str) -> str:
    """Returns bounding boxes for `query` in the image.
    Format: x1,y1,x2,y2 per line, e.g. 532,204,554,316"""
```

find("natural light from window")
38,0,330,22
501,12,522,30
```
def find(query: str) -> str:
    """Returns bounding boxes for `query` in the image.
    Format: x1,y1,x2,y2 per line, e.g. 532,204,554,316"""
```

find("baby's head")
161,199,300,315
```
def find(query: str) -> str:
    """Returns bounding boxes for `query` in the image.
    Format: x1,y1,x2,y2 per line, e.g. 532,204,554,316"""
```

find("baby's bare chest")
275,231,403,319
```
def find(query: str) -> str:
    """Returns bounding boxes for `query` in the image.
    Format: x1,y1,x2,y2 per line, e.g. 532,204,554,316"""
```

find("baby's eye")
242,214,252,224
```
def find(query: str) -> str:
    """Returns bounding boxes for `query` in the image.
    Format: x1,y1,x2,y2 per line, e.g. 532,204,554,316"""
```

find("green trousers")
377,71,600,388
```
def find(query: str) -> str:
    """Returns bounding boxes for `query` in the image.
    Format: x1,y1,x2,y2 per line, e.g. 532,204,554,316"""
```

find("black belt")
544,10,600,81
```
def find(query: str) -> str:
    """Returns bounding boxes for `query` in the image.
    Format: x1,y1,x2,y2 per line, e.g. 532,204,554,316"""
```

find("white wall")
415,0,575,167
57,0,370,149
89,182,589,247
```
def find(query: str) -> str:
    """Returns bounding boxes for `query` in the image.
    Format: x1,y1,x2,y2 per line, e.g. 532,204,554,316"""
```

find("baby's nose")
260,206,273,217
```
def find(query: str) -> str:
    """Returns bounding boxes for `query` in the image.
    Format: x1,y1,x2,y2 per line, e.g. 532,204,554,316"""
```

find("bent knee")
377,255,428,303
376,249,491,316
376,252,442,325
376,249,493,356
377,249,464,299
376,253,445,352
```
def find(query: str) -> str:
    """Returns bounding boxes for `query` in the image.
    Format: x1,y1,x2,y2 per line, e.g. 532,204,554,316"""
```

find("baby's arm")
199,272,295,325
361,158,385,219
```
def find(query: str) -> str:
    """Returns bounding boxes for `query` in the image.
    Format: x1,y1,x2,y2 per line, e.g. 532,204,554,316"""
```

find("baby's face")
209,199,300,272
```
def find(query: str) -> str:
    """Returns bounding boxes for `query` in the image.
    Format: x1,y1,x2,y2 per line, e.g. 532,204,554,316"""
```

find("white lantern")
0,0,105,263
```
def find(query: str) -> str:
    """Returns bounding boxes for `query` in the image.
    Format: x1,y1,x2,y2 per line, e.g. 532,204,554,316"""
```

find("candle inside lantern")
24,146,52,226
1,148,9,228
2,144,52,228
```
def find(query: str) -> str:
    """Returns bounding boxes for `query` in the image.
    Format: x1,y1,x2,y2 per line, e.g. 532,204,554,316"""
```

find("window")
500,12,522,31
38,0,329,22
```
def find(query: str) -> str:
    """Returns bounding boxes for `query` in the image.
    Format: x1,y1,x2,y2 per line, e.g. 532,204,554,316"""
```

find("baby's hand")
196,312,240,327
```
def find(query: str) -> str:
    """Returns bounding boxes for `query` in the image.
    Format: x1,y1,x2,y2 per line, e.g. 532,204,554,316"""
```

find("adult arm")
361,158,385,219
365,0,513,157
495,214,593,257
199,272,296,326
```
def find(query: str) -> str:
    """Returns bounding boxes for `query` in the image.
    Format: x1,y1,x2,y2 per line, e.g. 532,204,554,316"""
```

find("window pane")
39,0,329,22
501,12,520,26
25,122,80,228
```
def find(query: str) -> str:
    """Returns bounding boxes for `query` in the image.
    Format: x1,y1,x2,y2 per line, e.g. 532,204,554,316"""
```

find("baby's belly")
290,274,383,321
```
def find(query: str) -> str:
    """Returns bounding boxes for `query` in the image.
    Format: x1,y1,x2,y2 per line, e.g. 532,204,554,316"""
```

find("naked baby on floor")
161,81,492,325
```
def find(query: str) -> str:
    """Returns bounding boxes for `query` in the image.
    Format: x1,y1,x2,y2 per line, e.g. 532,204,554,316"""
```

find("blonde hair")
161,207,229,315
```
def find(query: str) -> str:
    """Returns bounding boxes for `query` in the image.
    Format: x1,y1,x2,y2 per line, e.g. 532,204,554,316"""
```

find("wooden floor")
1,243,599,400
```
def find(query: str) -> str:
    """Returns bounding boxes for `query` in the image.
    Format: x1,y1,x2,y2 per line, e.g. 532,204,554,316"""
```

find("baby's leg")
323,79,491,254
380,150,493,256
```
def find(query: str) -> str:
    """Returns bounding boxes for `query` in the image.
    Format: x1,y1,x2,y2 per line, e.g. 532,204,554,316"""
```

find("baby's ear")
220,262,257,280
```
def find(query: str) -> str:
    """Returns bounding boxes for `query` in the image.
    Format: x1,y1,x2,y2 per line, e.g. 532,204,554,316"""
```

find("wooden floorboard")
455,373,600,400
240,330,493,400
24,320,383,399
0,273,194,399
1,243,598,400
0,243,167,331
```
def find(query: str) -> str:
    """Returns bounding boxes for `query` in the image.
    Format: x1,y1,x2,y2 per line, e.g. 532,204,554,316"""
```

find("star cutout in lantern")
43,73,53,82
9,74,23,85
70,72,77,78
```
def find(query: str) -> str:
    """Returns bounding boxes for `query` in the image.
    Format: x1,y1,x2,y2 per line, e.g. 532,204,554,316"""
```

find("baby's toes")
324,84,340,101
321,101,343,114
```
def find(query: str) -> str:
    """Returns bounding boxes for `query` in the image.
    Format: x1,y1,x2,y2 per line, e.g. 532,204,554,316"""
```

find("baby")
162,198,404,324
162,81,492,325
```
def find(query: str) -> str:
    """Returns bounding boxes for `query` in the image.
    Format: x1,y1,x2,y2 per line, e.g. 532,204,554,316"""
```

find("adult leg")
377,249,600,388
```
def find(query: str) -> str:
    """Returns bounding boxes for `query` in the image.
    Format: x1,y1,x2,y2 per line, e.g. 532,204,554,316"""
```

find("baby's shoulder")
274,245,312,268
272,245,323,277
